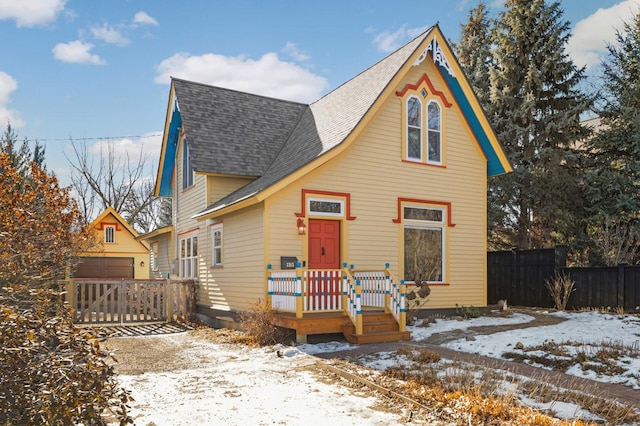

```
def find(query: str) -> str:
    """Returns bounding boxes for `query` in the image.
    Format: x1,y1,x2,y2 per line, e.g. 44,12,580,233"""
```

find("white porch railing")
267,262,406,335
352,271,387,308
268,270,299,312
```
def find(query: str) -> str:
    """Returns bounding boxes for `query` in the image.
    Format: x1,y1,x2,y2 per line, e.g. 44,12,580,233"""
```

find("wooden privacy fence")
487,246,640,311
560,265,640,311
67,279,197,324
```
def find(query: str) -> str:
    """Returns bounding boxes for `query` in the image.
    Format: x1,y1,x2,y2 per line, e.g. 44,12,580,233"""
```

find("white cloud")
568,0,640,70
0,0,66,27
52,40,105,65
154,52,329,103
282,42,310,62
372,24,428,53
91,24,129,46
87,132,163,168
133,11,158,26
0,71,24,127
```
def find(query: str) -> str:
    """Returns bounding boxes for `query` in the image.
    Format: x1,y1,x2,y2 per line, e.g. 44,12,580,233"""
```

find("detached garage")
73,207,150,279
74,257,134,279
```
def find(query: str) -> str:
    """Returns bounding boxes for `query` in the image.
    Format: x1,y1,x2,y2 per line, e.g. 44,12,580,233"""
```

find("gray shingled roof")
173,79,308,176
187,27,433,218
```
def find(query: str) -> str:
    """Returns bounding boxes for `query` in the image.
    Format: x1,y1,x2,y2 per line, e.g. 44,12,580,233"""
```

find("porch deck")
271,311,350,337
271,309,411,344
267,263,409,344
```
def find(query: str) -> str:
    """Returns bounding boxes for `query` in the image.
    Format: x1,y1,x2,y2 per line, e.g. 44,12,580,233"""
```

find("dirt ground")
103,327,247,375
103,308,566,375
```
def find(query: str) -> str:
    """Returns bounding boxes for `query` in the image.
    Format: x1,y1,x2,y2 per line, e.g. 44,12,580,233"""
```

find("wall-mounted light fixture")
140,261,145,267
297,218,306,235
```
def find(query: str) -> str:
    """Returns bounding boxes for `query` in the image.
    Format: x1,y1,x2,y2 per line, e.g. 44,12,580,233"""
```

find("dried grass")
237,299,292,347
369,345,640,425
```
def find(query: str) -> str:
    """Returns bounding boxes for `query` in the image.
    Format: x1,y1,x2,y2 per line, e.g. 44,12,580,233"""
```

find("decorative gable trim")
395,73,452,108
413,35,456,78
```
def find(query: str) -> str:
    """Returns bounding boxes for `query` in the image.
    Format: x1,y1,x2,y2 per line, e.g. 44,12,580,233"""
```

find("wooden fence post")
617,264,626,310
555,245,568,271
165,279,172,322
66,278,75,315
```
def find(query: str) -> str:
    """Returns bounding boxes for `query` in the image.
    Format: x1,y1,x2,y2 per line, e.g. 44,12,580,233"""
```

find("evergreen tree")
455,2,493,106
583,14,640,265
0,123,46,176
487,0,591,250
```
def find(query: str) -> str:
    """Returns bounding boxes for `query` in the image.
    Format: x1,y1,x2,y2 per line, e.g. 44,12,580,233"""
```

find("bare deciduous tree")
591,217,640,266
66,139,166,233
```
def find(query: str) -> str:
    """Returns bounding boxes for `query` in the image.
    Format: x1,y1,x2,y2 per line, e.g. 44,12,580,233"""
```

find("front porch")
267,263,410,344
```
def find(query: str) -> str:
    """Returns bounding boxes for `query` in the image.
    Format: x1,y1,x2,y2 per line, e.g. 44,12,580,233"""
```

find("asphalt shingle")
173,79,308,177
173,27,433,218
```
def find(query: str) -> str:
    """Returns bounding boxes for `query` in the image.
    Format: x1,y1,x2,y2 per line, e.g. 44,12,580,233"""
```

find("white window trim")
307,197,344,217
182,142,194,189
151,243,159,272
426,100,442,165
104,225,115,244
406,95,422,162
179,234,198,279
211,224,223,267
403,206,446,284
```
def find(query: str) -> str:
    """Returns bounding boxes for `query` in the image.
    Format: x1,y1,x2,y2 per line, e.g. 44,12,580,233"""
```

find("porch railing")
267,262,406,335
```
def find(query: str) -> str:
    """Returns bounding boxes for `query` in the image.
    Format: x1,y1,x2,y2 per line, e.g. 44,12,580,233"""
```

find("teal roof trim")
437,64,507,177
158,105,181,197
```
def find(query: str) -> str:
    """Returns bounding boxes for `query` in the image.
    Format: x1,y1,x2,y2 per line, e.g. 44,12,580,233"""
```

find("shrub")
238,299,291,346
456,304,481,319
0,285,132,425
405,279,431,325
545,272,575,311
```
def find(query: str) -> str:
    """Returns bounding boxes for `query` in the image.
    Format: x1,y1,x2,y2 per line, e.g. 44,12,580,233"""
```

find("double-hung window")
211,224,223,267
180,235,198,278
104,225,115,243
427,101,441,164
403,206,445,283
151,242,159,272
407,96,422,161
182,142,194,189
405,97,443,165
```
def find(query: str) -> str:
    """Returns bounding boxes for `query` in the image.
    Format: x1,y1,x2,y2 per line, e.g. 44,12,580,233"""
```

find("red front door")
308,219,340,269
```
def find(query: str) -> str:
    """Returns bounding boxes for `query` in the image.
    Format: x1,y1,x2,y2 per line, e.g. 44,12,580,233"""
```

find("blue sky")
0,0,638,186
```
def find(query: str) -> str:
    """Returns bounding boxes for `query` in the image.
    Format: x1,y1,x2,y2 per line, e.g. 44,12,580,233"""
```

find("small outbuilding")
74,207,150,279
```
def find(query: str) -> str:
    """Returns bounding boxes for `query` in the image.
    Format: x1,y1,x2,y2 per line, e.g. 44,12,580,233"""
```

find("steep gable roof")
154,24,511,219
173,79,308,177
192,28,430,218
88,207,149,250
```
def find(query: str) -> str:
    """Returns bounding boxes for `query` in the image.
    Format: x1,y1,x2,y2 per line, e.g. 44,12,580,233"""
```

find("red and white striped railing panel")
304,269,342,311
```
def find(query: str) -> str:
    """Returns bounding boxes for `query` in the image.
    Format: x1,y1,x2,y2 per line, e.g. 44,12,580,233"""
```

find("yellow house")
74,207,150,279
137,225,174,279
153,24,511,343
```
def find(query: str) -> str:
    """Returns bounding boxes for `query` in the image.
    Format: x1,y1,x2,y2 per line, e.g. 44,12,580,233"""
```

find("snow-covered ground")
115,335,412,425
112,309,640,425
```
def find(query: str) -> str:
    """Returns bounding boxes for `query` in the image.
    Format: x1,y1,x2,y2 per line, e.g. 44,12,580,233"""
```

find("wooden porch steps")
341,311,410,344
